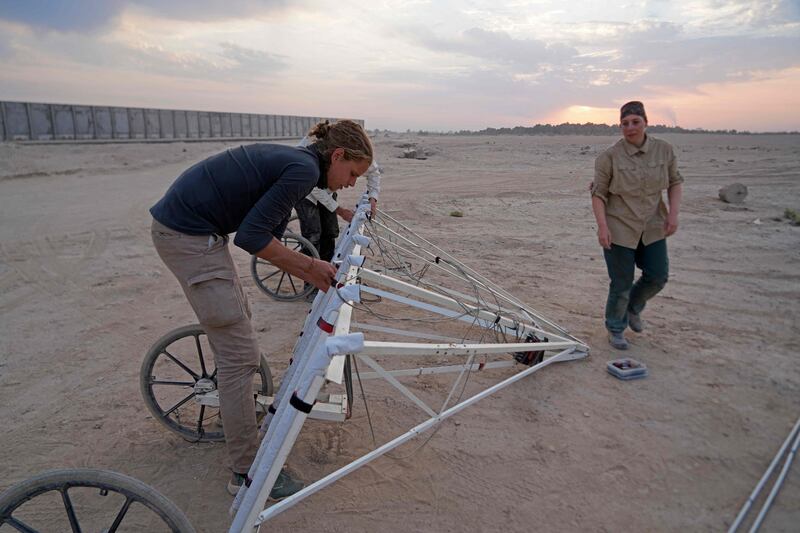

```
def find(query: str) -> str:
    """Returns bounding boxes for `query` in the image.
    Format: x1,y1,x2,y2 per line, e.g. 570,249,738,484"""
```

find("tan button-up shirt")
592,135,684,249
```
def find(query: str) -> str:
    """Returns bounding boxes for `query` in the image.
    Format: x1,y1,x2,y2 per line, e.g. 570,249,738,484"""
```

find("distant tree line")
374,123,798,136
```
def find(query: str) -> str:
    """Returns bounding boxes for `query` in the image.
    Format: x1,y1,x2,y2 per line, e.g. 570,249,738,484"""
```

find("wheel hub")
194,378,216,395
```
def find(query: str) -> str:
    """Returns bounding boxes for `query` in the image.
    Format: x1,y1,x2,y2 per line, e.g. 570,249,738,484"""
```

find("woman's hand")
591,196,611,249
255,238,337,292
305,257,338,292
369,198,377,218
664,212,679,236
597,225,612,249
665,183,682,237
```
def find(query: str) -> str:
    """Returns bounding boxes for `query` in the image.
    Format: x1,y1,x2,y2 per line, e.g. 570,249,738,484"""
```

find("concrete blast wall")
0,101,363,142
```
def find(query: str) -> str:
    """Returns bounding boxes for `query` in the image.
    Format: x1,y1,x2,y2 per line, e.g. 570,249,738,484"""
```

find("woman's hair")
308,119,373,164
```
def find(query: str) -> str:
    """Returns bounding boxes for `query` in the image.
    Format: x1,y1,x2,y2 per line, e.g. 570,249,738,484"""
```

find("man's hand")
664,212,679,236
335,206,354,222
597,225,612,249
369,198,378,218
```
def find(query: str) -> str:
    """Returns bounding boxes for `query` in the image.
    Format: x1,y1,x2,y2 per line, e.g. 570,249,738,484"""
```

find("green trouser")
602,238,669,334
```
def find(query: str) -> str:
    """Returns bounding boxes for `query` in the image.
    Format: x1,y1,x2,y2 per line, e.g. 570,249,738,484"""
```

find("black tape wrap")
289,391,314,414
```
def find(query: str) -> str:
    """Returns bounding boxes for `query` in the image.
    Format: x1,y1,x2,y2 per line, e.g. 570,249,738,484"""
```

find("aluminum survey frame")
228,195,589,532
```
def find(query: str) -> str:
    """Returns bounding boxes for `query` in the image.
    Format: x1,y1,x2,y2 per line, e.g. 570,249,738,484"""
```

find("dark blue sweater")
150,143,326,254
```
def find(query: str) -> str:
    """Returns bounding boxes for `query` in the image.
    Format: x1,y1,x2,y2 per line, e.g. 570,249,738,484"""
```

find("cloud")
90,40,289,82
218,42,287,74
119,42,283,80
356,63,623,129
405,26,578,70
1,0,798,130
0,23,288,85
0,28,11,59
0,0,297,33
602,33,800,87
676,0,800,30
0,1,125,33
359,12,800,128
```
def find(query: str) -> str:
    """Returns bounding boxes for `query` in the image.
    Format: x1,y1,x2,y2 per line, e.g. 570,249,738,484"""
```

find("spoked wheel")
140,324,273,442
0,469,195,532
250,231,319,301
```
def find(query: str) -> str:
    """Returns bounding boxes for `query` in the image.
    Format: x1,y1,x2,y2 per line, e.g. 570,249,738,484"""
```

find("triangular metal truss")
228,195,590,531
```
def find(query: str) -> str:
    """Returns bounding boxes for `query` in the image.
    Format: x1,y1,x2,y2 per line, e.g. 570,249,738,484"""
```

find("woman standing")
149,120,373,497
591,101,683,350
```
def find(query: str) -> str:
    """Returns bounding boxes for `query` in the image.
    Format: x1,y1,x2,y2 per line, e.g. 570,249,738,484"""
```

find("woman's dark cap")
620,101,647,122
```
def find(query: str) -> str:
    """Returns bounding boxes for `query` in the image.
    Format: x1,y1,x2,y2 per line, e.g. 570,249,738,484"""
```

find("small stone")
583,412,590,417
548,445,556,452
753,218,762,225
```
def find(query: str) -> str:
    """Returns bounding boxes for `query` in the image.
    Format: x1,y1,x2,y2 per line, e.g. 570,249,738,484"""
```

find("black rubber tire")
0,469,196,533
140,324,273,442
250,231,319,301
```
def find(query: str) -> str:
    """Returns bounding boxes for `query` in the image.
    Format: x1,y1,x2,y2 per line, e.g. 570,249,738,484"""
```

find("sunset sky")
1,1,799,131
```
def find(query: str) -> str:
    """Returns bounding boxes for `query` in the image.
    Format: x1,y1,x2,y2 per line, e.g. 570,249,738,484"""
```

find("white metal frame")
227,195,589,532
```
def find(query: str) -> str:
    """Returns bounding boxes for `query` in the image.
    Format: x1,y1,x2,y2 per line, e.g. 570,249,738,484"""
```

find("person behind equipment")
294,130,382,266
149,119,373,498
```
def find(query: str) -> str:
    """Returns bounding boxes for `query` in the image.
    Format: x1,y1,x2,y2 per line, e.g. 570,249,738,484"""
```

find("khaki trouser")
151,218,259,473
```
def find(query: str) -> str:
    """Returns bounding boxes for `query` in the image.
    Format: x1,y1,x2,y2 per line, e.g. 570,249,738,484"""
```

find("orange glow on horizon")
655,68,800,132
541,68,800,132
542,105,619,125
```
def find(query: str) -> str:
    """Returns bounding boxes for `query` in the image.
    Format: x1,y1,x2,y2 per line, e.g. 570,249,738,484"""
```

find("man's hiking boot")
227,470,304,501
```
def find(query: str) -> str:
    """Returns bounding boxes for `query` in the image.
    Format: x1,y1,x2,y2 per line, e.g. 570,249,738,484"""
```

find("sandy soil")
1,133,798,532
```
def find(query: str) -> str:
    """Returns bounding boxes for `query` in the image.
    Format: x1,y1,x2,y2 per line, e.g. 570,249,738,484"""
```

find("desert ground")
1,132,798,532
